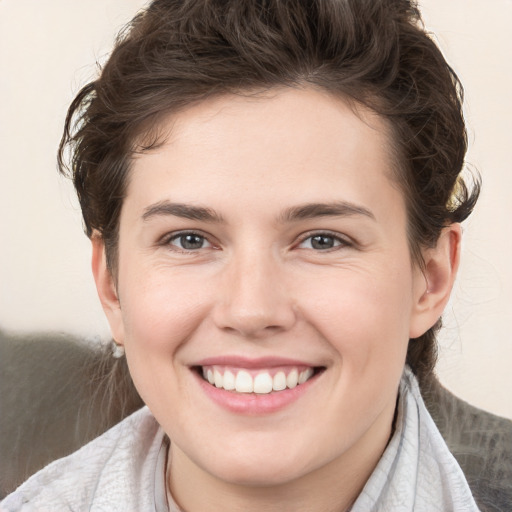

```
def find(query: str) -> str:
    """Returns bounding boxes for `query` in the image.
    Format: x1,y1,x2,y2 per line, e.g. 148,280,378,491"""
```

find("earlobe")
409,224,461,339
91,235,125,345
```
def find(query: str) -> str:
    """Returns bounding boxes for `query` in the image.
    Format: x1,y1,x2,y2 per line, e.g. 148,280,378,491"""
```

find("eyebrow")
279,201,376,223
142,201,224,223
141,200,375,224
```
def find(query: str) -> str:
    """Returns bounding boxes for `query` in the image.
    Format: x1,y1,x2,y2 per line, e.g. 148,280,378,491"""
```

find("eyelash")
295,231,353,251
160,230,352,253
161,231,214,253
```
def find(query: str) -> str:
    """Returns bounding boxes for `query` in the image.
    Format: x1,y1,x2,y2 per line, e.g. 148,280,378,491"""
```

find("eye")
298,233,349,250
167,232,212,251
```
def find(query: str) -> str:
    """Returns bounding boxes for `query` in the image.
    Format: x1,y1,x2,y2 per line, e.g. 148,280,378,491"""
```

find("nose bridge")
214,245,295,337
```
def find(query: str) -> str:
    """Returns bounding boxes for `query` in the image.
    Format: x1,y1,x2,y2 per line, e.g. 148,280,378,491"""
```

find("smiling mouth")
195,365,324,395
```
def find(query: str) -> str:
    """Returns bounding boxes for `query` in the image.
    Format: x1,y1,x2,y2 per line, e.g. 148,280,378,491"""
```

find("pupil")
181,234,203,249
311,235,334,249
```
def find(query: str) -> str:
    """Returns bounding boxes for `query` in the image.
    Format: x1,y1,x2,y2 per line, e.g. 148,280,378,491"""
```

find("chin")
195,438,319,488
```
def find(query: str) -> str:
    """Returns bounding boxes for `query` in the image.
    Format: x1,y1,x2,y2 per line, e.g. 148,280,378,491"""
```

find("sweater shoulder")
1,407,161,512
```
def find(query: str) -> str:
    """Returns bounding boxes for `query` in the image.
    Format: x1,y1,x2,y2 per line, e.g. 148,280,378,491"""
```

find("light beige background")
0,0,511,419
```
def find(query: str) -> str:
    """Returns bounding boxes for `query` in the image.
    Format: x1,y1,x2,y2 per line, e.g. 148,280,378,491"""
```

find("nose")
212,250,297,339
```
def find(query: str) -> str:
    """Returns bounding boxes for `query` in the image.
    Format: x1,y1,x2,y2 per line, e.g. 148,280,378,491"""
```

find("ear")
409,224,461,339
91,235,125,345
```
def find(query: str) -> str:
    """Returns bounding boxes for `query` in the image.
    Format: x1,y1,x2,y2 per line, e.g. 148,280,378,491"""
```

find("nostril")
213,305,297,338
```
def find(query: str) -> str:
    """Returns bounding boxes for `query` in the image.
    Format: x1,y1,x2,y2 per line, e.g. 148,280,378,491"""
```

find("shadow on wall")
0,328,511,510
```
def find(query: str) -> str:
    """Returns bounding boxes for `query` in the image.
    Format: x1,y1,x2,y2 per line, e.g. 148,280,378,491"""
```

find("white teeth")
214,369,223,388
299,368,314,384
235,370,253,393
286,369,299,389
273,371,287,391
253,373,273,394
223,370,236,390
202,366,316,394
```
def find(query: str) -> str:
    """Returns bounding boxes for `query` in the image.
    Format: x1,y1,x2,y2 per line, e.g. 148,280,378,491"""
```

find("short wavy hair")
59,0,480,383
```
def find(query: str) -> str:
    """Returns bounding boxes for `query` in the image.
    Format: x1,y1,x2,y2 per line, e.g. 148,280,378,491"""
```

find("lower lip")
193,370,320,415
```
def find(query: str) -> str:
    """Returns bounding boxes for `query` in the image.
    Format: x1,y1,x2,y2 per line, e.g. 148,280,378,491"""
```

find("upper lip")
193,355,319,369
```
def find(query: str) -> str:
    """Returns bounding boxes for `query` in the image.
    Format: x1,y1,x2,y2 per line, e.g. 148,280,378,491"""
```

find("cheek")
297,267,413,363
118,263,213,353
117,266,215,412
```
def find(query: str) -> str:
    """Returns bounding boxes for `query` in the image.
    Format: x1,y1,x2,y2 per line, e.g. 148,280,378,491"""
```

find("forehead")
125,88,401,220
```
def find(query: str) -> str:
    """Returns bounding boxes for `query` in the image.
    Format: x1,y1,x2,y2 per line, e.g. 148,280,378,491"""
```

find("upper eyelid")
160,229,209,243
295,230,353,245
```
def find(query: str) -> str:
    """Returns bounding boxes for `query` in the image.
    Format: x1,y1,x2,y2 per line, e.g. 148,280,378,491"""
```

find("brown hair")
58,0,480,383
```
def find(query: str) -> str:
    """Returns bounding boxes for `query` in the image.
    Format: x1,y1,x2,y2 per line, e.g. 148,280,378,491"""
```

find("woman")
2,0,483,510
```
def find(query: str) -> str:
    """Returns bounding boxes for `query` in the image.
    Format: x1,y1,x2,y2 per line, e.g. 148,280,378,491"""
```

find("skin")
92,88,460,511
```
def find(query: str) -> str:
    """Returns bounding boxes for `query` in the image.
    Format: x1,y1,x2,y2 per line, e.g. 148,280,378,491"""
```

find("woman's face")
95,88,445,490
